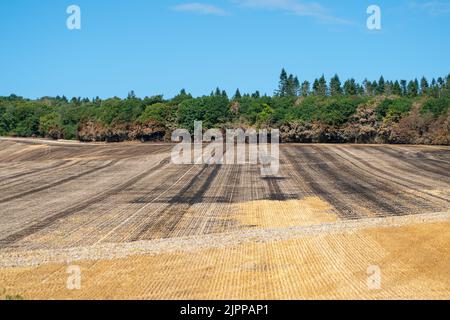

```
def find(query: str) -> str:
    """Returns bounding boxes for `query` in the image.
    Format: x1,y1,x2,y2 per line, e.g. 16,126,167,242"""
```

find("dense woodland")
1,70,449,145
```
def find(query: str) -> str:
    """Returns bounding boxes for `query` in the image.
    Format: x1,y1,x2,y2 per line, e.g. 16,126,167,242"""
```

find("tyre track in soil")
378,147,450,179
128,164,223,241
264,176,288,201
308,146,408,217
336,147,434,188
0,158,172,249
45,158,191,248
208,163,242,233
0,160,117,204
334,146,450,205
395,145,450,165
0,161,81,190
172,163,233,238
317,146,440,214
360,146,449,188
283,147,362,220
0,160,71,184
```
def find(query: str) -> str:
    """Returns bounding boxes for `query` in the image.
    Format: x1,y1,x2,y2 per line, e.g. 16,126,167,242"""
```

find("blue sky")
1,0,449,99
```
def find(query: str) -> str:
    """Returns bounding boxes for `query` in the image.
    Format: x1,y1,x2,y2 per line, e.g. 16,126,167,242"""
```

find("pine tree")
276,68,288,97
294,77,301,96
251,91,261,99
344,79,357,96
385,81,393,95
371,81,378,95
312,79,320,96
392,81,402,96
357,84,365,96
400,80,407,96
420,77,429,95
407,80,418,97
430,78,438,97
287,74,296,96
318,75,328,96
330,74,342,96
363,79,372,96
233,89,242,100
301,81,310,97
127,90,136,99
377,76,385,95
437,77,445,97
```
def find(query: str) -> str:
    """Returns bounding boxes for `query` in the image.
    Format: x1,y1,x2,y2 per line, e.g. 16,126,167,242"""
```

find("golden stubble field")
0,137,449,299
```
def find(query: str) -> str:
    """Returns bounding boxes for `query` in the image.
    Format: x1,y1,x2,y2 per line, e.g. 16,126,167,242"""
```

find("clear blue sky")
1,0,449,99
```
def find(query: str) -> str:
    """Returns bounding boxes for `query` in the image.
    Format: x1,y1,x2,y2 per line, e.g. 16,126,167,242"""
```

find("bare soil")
0,138,448,299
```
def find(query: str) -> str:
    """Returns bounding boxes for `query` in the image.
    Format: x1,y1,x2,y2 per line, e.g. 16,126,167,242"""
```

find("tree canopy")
0,69,449,144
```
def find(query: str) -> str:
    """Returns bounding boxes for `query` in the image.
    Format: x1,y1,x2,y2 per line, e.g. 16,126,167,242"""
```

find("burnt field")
0,137,449,299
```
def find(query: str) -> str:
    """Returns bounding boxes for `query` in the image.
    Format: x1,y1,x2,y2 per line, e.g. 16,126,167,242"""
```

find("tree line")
274,69,449,98
0,69,449,145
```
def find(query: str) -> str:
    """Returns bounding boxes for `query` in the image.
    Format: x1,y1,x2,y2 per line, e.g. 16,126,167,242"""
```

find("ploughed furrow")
264,177,288,201
90,164,203,245
308,146,408,217
204,163,242,233
394,146,450,167
20,158,185,250
0,160,70,184
0,158,171,249
360,146,450,188
316,146,439,214
0,161,79,190
334,146,450,206
283,147,361,220
379,147,450,180
336,147,432,188
172,163,237,237
129,164,222,241
0,140,173,162
0,160,117,204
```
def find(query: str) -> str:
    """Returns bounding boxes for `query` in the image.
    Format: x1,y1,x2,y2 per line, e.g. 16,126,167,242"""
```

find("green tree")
138,103,170,123
400,80,407,96
392,81,402,96
233,89,242,100
407,80,419,97
420,77,429,95
318,75,328,96
39,112,63,139
343,79,357,96
256,104,275,126
276,68,288,97
301,81,310,97
330,74,343,96
377,76,385,95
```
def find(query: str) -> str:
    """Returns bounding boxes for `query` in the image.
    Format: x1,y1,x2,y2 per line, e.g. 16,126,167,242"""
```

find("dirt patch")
235,197,337,228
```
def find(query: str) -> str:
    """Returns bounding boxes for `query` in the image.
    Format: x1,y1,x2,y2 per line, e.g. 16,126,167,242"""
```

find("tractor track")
0,160,117,204
0,158,171,249
334,146,450,205
378,147,450,179
0,160,71,184
283,147,361,219
310,146,425,216
0,139,448,253
129,164,222,241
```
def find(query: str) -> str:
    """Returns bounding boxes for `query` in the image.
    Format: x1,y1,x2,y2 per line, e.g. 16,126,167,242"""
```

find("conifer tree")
330,74,343,96
420,77,429,95
301,81,310,97
233,89,242,100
